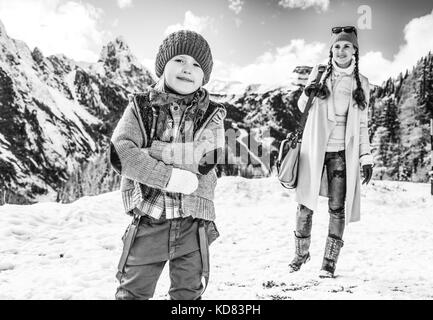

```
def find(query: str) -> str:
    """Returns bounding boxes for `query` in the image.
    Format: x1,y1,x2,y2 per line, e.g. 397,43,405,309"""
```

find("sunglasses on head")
332,26,357,36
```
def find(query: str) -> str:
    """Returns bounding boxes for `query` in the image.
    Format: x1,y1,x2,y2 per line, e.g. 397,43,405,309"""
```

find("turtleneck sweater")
326,59,355,152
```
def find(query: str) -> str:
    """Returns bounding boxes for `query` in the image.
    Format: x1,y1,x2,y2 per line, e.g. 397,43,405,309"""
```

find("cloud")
215,9,433,87
359,52,393,86
228,0,244,15
165,11,213,35
213,39,327,85
141,57,156,77
278,0,330,12
0,0,107,62
234,17,242,28
117,0,132,9
361,9,433,85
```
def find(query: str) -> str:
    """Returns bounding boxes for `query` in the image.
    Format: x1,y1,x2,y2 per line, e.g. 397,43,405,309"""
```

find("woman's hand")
304,82,321,97
362,164,373,185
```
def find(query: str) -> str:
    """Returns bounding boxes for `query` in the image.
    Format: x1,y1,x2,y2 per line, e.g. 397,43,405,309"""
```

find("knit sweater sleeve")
149,106,226,175
109,101,173,189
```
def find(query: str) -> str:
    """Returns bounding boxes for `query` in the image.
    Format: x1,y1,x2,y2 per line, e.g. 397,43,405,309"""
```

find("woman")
289,26,374,278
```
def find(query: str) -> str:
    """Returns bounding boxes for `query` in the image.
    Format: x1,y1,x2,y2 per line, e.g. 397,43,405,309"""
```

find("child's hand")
165,168,198,194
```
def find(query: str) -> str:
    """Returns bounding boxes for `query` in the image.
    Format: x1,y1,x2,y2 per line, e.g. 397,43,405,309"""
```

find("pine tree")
57,150,120,203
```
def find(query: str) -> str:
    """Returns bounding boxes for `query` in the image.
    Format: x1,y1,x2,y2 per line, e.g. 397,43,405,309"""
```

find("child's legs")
295,204,313,238
169,249,203,300
325,151,346,240
115,261,166,300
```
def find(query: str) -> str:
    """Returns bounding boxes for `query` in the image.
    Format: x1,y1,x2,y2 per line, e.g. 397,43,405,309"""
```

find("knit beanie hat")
155,30,213,85
330,30,359,49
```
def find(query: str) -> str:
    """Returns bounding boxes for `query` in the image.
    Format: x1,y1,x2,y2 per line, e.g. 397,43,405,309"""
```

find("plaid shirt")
133,101,190,220
110,86,226,221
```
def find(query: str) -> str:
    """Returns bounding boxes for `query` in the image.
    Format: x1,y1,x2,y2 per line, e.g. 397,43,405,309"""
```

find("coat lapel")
326,77,336,123
345,77,356,147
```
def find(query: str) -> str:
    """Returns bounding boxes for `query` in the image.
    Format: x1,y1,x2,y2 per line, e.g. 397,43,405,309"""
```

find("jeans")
296,151,347,240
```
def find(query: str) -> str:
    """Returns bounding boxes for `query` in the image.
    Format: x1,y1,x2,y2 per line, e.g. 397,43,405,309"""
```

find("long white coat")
295,65,371,224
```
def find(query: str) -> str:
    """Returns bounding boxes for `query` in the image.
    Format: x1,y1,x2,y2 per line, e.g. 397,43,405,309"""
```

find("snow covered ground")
0,176,432,300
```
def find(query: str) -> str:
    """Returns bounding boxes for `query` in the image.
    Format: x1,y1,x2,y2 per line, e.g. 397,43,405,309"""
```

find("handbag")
276,65,326,189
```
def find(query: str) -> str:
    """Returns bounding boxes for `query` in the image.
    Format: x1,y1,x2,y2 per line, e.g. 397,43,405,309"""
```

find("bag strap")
298,65,326,130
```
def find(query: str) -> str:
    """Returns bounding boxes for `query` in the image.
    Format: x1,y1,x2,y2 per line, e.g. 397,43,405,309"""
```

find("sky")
0,0,432,86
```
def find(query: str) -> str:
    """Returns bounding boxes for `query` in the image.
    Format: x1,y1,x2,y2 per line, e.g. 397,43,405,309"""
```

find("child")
289,26,373,278
110,30,226,299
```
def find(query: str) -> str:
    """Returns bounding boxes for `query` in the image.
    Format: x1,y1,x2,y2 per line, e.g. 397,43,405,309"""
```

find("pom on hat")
155,30,213,85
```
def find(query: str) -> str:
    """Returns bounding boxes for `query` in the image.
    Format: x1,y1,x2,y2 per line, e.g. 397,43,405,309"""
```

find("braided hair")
316,50,367,110
352,50,367,110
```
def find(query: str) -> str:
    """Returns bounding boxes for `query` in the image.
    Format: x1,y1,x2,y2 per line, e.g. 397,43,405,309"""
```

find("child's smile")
176,75,194,83
164,55,205,94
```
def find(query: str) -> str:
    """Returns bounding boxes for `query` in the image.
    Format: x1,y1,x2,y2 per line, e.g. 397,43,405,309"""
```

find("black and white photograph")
0,0,432,303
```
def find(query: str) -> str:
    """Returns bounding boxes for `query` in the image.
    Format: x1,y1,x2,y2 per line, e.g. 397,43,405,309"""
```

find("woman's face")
332,40,356,68
163,55,204,94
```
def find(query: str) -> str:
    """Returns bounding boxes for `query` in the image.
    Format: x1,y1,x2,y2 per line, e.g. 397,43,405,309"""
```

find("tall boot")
319,236,344,278
288,232,311,273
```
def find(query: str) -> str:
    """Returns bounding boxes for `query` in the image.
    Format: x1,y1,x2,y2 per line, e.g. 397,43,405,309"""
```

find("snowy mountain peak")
98,36,134,63
0,19,7,38
113,36,129,51
94,36,154,91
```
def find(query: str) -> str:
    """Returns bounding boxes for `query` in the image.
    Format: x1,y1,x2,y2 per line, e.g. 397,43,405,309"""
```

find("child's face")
332,40,356,68
163,55,204,94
